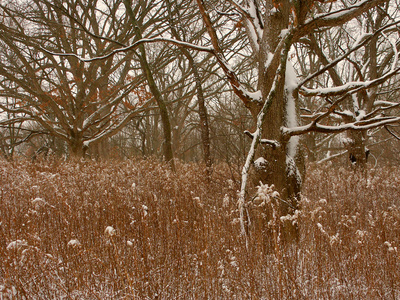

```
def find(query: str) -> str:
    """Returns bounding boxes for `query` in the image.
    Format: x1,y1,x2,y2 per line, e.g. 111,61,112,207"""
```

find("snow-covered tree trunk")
252,3,288,186
193,1,395,240
245,0,303,239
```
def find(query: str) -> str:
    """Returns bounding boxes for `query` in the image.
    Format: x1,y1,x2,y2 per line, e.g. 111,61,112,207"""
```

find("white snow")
286,156,302,186
384,241,397,252
104,226,116,236
254,157,267,169
301,81,371,96
356,109,365,121
270,7,278,15
194,196,203,208
285,60,298,92
285,59,300,159
247,1,263,42
31,197,54,210
238,86,262,103
352,32,373,48
67,239,81,248
222,194,230,208
284,115,400,136
280,29,289,38
7,240,28,252
142,205,148,217
246,90,262,102
309,0,371,22
265,52,274,70
341,110,354,117
245,19,260,51
374,100,398,106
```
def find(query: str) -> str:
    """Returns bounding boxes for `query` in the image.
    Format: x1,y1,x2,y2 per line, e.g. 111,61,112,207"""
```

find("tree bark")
68,135,86,159
186,55,212,174
252,0,303,206
246,1,303,240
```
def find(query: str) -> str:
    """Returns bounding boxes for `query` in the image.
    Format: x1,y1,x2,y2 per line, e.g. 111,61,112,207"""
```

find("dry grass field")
1,158,399,299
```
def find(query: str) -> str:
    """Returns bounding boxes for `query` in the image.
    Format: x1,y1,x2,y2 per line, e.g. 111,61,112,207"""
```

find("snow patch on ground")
7,240,28,252
67,239,81,248
105,226,116,237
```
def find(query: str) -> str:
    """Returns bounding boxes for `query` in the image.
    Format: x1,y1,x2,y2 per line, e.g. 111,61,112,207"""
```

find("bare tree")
149,0,399,240
0,0,147,158
296,1,400,166
165,0,213,174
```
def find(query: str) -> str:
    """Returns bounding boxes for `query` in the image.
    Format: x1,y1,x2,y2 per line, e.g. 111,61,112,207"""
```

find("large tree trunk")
346,130,368,167
89,64,111,160
253,0,303,204
247,0,303,241
68,136,86,158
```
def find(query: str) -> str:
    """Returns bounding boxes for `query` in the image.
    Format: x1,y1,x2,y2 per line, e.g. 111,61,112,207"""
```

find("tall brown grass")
0,158,399,299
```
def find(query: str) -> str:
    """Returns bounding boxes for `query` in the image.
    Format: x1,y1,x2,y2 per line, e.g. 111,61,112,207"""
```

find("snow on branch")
238,0,264,53
298,19,400,89
300,64,400,118
300,82,369,97
83,108,143,147
286,70,400,138
284,115,400,137
300,65,400,97
244,130,279,148
41,37,214,62
300,0,388,36
317,150,348,164
82,97,155,147
225,0,265,47
374,100,400,108
363,102,400,121
81,82,138,131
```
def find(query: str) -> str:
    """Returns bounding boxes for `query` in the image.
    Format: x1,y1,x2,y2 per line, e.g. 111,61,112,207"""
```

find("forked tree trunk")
253,0,303,203
246,0,304,240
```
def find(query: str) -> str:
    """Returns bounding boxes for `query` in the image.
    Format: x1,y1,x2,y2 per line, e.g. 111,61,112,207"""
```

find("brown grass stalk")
0,158,399,299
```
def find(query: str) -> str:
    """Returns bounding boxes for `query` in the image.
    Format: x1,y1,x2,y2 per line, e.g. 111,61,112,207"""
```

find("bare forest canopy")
0,0,399,162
